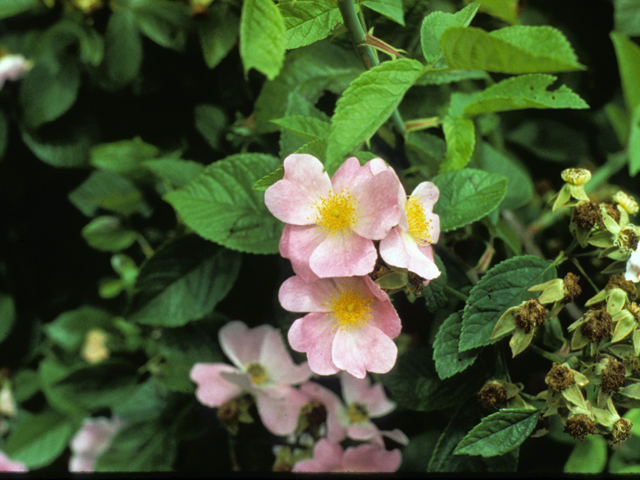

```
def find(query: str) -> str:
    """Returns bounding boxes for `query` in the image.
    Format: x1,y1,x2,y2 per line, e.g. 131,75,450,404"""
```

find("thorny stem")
336,0,406,136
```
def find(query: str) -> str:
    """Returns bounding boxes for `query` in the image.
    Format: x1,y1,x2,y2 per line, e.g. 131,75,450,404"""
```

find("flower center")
312,189,358,236
405,195,432,245
347,402,370,423
245,362,268,385
324,283,373,332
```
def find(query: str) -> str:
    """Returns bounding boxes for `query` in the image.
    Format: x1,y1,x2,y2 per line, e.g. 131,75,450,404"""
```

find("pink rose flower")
0,450,28,472
265,154,402,280
339,372,408,446
297,381,348,443
190,321,312,436
69,416,126,472
279,275,401,379
292,438,401,473
380,181,441,283
0,54,31,90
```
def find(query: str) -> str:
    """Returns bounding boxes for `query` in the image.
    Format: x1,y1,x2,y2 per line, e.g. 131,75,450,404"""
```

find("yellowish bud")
561,168,591,186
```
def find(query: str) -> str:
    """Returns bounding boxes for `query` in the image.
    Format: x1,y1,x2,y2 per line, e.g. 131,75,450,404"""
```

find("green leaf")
564,434,608,473
463,74,589,116
441,25,585,73
611,33,640,115
459,255,555,352
477,142,533,210
240,0,286,80
20,117,98,168
439,115,476,172
54,360,139,411
279,0,342,49
433,311,479,379
420,2,480,63
0,0,40,19
95,420,177,472
429,398,520,472
415,69,489,86
505,119,588,164
325,58,424,173
271,115,330,141
44,306,113,353
3,409,75,469
254,41,362,133
90,137,160,176
39,360,87,417
12,369,40,404
278,92,331,157
127,235,241,327
422,252,448,312
362,0,405,25
432,169,508,232
253,166,284,191
112,379,172,423
103,7,143,87
474,0,519,25
194,104,227,151
143,158,205,189
164,153,284,254
0,292,16,344
130,0,191,51
19,54,80,128
197,3,239,69
405,131,446,175
68,170,151,217
81,216,138,252
383,346,486,412
454,408,540,457
630,105,640,176
614,0,640,36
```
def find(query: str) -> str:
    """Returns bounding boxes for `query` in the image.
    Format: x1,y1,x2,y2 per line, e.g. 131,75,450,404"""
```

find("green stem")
528,344,561,363
337,0,406,136
443,285,469,302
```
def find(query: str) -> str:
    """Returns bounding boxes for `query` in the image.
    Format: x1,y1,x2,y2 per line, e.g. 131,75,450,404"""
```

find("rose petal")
288,313,340,376
292,439,343,472
190,363,243,407
331,157,372,191
264,154,331,225
279,276,334,313
282,224,324,283
341,444,401,472
352,170,402,240
219,321,265,367
299,381,348,443
259,328,312,385
332,325,398,378
309,233,377,278
255,385,308,436
340,372,395,417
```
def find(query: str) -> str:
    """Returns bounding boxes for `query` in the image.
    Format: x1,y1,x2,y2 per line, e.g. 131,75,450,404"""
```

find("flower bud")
614,191,639,215
561,168,591,186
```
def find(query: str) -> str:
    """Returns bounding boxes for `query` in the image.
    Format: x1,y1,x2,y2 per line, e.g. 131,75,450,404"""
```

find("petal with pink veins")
330,157,372,191
309,233,377,278
218,321,267,367
264,154,331,225
279,275,334,313
332,325,398,378
254,385,308,436
351,170,402,240
282,224,324,283
288,313,340,376
259,328,312,385
340,372,395,417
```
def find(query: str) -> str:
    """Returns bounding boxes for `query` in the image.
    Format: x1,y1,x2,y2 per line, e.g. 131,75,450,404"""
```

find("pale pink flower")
279,275,401,379
297,381,348,443
0,450,27,472
190,321,312,436
0,54,31,90
69,416,126,472
292,438,401,473
625,248,640,282
339,372,408,446
265,154,402,280
380,181,441,283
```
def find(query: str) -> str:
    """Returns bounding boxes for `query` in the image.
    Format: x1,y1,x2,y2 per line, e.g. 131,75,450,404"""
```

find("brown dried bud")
601,359,626,393
573,201,603,230
617,226,639,253
563,272,582,303
582,309,613,341
477,382,507,409
515,299,548,333
565,414,596,441
301,401,327,428
217,399,240,425
612,418,633,445
603,203,622,224
546,363,575,392
607,274,638,300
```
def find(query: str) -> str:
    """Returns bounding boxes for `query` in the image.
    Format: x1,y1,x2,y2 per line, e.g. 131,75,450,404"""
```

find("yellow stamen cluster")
311,189,358,236
246,362,268,385
347,402,370,423
405,195,433,245
325,283,373,332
